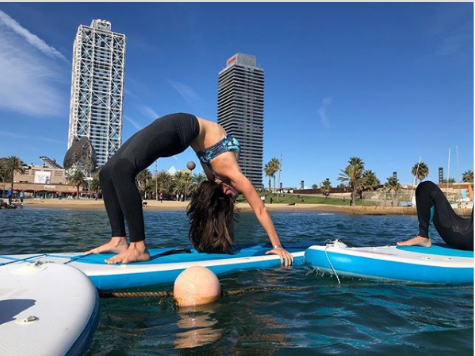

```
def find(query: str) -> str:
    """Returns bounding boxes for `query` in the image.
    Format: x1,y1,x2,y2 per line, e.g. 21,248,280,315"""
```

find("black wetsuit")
100,113,200,242
416,181,473,251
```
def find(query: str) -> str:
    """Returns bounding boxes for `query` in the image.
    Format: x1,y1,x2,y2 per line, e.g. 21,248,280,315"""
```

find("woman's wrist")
273,244,282,249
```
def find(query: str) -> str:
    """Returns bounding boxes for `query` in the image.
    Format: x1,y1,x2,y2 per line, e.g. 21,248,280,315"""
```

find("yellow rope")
99,286,309,299
99,291,173,298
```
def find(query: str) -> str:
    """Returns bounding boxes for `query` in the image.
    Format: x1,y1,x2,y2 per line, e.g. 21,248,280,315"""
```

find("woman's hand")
266,247,294,267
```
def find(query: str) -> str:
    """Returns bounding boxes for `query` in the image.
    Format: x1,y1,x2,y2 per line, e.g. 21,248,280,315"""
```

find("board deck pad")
396,245,473,257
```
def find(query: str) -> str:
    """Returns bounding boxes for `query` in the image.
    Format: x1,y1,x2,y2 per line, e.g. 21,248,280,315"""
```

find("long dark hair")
187,180,235,254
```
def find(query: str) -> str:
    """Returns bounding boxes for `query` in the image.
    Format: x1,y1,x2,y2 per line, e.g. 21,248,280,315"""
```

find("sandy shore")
21,199,474,216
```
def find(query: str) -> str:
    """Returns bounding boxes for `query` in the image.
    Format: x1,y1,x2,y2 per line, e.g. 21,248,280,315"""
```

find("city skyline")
0,3,473,187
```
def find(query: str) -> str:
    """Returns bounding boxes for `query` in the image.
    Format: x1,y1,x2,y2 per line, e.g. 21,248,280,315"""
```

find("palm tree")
5,156,25,192
0,158,6,180
191,173,207,194
263,158,281,193
172,171,193,200
172,172,185,199
384,176,402,206
192,172,207,186
90,178,101,195
462,170,474,183
263,163,273,192
157,171,173,199
411,162,429,183
68,170,86,198
349,157,365,169
182,173,194,199
362,170,380,191
89,168,102,195
320,178,332,196
136,169,152,199
338,164,367,206
0,158,7,192
384,176,402,192
269,158,281,193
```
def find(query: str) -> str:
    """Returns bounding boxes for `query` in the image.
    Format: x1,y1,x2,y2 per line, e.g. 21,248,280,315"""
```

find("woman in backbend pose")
87,113,294,265
398,181,473,251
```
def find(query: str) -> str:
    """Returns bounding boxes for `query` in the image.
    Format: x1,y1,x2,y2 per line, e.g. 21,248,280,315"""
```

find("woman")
398,181,473,251
87,113,293,265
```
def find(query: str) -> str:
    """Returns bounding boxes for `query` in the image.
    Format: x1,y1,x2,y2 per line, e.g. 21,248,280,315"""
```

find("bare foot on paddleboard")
86,237,128,255
105,241,150,264
397,236,431,248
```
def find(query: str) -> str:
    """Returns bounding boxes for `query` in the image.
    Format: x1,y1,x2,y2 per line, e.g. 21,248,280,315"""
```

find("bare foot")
397,236,432,248
105,241,150,264
86,237,128,255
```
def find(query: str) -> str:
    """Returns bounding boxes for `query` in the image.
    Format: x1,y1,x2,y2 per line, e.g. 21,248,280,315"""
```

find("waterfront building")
217,53,264,188
67,19,126,168
14,164,66,185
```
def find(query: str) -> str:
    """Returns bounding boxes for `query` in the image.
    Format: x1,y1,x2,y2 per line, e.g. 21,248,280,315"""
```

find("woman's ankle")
129,241,147,252
110,236,127,245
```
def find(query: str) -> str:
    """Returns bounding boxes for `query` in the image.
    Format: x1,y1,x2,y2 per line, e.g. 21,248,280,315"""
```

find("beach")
22,198,473,216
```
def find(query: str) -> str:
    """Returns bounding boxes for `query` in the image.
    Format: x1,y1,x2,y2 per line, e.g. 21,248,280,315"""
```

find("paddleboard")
0,262,99,356
305,241,474,284
0,244,307,291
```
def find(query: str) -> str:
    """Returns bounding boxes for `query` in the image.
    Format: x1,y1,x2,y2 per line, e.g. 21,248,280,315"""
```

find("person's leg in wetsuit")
87,113,200,264
398,181,474,251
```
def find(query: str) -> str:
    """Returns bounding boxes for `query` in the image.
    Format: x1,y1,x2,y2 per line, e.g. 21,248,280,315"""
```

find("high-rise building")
67,19,126,168
217,53,264,188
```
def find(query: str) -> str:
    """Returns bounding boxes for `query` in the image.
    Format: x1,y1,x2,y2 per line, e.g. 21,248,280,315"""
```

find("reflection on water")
174,305,222,349
0,208,472,355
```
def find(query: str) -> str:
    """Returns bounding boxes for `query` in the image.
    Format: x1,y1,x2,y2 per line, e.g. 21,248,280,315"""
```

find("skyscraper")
217,53,264,188
67,19,126,168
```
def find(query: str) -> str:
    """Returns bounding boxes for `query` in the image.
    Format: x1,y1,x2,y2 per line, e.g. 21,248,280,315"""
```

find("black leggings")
100,113,200,242
416,181,473,251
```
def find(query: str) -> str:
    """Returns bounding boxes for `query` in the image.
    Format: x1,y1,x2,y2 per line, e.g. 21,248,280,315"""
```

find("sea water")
0,208,473,355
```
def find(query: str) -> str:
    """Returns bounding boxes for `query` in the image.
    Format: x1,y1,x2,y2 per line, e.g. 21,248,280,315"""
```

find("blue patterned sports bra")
196,135,241,167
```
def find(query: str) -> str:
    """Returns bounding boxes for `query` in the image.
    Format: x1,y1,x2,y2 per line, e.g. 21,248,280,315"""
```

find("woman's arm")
226,169,294,266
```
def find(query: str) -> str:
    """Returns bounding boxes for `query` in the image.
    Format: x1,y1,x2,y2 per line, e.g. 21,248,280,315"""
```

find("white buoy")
173,266,221,307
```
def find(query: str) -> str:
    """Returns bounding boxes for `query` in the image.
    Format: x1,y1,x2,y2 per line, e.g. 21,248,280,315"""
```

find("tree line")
1,155,474,204
263,156,474,207
68,168,207,200
0,156,208,200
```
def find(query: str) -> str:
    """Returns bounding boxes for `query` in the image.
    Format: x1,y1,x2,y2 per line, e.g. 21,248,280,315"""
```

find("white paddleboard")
0,262,100,356
305,241,474,284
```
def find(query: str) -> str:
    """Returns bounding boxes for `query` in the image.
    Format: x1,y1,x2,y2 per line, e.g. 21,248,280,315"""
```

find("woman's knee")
99,165,112,184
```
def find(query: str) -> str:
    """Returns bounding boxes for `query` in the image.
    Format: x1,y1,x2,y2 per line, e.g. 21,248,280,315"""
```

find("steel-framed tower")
217,53,264,188
67,19,126,168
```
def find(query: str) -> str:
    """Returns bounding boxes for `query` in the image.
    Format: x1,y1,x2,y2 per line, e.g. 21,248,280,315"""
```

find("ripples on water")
0,208,472,355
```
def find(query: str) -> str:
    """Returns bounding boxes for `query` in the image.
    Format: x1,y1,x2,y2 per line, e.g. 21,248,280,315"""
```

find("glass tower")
67,19,126,168
217,53,264,188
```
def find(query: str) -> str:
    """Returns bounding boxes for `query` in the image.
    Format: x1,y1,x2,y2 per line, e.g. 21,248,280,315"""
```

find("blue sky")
0,2,473,187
